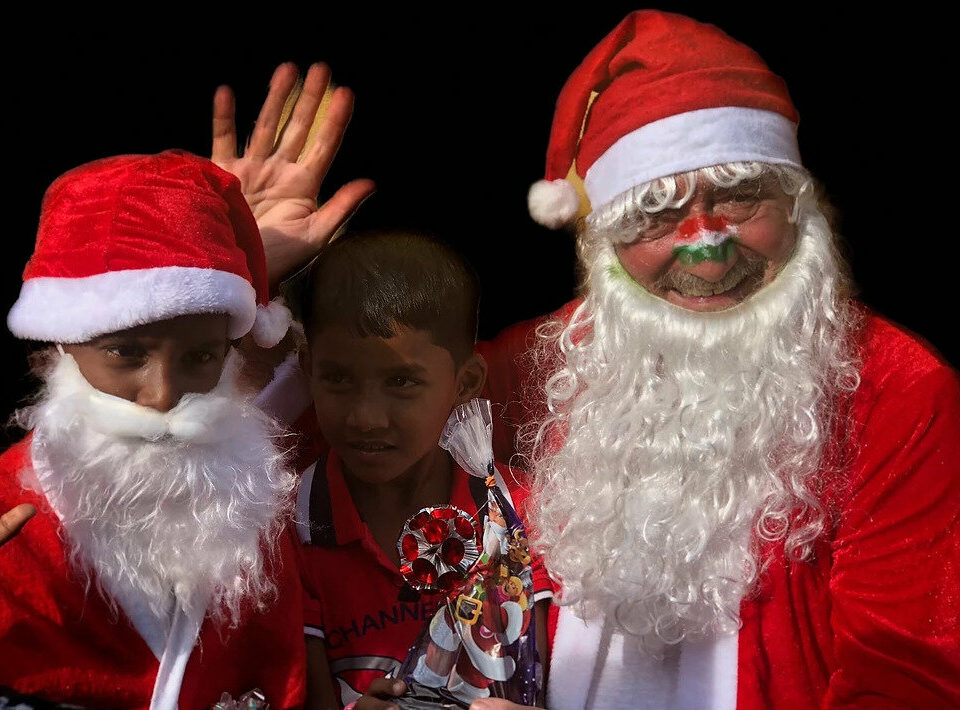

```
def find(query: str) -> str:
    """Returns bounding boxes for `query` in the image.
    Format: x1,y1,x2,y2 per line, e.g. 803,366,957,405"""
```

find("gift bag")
394,399,541,708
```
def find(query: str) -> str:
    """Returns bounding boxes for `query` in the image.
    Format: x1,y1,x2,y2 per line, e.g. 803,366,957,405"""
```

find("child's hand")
0,504,35,547
211,63,375,286
352,678,406,710
469,701,542,710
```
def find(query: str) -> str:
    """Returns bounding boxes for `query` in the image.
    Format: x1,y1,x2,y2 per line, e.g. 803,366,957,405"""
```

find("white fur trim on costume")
547,607,738,710
150,602,205,710
254,351,313,424
528,178,580,229
7,266,257,343
251,298,292,348
584,107,801,212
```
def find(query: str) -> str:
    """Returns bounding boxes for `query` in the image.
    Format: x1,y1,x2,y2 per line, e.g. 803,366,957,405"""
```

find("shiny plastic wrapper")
395,399,542,708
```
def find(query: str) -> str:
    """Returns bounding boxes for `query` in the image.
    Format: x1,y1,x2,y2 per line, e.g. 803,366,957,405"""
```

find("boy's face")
62,313,231,412
306,323,483,485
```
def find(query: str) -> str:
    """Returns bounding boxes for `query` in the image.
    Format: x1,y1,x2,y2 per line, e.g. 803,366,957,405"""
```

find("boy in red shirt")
290,231,552,709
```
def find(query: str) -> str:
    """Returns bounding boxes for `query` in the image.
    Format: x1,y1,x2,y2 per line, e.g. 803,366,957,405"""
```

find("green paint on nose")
672,239,736,266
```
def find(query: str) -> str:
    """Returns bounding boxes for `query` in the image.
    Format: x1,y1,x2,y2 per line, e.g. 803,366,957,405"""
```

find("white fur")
526,164,860,650
251,298,293,348
583,107,801,212
528,179,580,229
7,266,257,343
20,349,297,629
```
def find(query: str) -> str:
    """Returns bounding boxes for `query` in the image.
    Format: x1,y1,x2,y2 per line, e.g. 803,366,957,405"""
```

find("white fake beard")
527,199,860,651
21,350,297,629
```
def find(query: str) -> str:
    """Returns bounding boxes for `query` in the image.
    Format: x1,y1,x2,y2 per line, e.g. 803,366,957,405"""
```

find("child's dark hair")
295,230,480,364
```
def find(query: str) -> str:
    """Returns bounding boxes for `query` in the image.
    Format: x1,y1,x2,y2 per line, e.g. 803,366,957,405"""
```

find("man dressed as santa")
470,10,960,710
192,27,958,709
0,150,307,709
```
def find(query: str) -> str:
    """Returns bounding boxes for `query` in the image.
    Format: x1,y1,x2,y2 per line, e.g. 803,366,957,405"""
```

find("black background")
3,7,954,444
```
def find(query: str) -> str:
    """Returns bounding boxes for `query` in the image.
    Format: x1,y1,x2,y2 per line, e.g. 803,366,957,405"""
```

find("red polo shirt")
295,451,552,708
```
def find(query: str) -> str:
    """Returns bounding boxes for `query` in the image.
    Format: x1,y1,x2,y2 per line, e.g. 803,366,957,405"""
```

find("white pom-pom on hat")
250,298,293,348
528,178,580,229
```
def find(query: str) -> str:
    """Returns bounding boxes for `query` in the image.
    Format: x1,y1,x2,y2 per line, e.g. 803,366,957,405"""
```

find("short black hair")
292,230,480,364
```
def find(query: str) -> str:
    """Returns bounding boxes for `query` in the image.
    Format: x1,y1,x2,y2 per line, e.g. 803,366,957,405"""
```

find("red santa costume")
479,11,960,710
0,152,305,709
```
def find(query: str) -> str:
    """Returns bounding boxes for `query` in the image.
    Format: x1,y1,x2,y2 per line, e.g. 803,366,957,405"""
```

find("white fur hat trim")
528,178,580,229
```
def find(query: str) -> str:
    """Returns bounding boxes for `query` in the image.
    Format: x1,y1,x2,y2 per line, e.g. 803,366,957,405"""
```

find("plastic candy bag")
394,399,541,708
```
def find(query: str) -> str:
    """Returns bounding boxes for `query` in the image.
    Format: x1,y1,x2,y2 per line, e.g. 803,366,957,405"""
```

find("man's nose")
136,362,181,413
679,246,737,281
345,392,389,431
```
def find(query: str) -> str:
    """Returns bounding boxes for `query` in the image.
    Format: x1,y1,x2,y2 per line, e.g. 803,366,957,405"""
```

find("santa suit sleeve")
825,362,960,708
478,300,581,464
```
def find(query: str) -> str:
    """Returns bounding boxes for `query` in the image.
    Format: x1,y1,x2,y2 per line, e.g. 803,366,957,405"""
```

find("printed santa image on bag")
393,399,541,709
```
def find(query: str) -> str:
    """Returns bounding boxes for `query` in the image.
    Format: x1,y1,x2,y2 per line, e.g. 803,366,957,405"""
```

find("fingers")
0,503,36,547
353,678,406,710
470,700,530,709
307,178,377,241
275,62,332,163
249,63,300,160
300,86,356,187
265,179,375,285
211,85,238,164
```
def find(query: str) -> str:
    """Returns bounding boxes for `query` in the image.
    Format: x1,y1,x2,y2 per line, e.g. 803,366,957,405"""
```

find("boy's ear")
455,352,487,405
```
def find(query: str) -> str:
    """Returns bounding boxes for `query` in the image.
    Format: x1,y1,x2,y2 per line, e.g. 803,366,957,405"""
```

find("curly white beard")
527,194,860,651
19,350,297,631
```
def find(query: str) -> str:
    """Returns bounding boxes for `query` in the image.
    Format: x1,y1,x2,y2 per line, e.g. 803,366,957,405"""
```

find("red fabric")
480,302,960,709
544,11,796,182
0,436,307,710
24,150,270,306
297,451,552,708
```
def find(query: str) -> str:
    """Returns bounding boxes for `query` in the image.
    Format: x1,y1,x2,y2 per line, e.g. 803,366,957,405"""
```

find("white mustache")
51,351,242,444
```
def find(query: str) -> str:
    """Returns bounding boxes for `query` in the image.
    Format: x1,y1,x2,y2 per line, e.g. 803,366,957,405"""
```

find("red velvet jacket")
478,301,960,709
0,436,307,710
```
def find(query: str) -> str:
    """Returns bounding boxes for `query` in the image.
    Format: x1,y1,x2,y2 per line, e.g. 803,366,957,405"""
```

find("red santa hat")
7,150,291,347
528,11,803,228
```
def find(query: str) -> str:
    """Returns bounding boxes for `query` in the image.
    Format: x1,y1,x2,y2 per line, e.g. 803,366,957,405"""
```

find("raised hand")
212,62,375,286
0,503,35,548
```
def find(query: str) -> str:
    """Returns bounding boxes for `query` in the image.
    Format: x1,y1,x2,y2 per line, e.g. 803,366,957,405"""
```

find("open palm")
212,63,375,286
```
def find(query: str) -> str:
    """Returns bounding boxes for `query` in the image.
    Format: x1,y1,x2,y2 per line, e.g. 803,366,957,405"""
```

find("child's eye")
104,343,145,360
318,373,351,389
184,350,218,366
387,376,421,388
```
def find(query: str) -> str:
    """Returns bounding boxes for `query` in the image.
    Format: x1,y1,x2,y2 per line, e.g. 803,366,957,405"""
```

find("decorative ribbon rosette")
394,399,542,708
398,506,481,595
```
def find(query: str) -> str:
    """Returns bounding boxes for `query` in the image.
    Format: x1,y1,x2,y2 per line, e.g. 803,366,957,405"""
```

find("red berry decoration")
397,505,481,594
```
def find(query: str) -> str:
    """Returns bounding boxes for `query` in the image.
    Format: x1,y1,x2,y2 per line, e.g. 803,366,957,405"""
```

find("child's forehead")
309,322,454,368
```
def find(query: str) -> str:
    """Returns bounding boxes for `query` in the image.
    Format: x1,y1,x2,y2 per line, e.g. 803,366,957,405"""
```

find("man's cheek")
614,243,667,285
